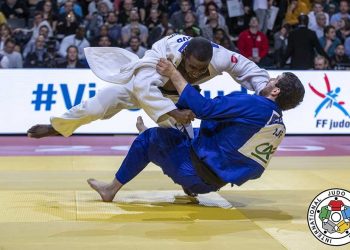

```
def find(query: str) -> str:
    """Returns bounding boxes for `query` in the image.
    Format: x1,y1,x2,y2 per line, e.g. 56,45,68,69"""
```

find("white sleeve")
133,67,177,123
133,35,187,122
212,46,270,94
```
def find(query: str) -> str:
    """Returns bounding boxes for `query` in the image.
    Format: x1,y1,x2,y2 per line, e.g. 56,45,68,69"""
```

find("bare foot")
87,178,121,202
27,124,60,138
136,116,148,133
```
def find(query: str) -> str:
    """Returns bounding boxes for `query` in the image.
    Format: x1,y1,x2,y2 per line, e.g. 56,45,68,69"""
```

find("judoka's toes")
136,116,148,133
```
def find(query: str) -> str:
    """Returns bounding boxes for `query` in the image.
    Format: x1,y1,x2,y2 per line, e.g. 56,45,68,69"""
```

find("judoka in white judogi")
50,34,270,137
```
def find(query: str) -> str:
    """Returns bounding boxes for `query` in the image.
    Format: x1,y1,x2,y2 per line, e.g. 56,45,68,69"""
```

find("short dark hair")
298,14,309,26
275,72,305,111
4,38,16,46
185,37,213,62
66,45,78,53
324,25,335,34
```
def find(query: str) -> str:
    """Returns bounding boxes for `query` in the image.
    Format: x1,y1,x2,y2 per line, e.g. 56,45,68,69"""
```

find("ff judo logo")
309,74,350,130
307,188,350,246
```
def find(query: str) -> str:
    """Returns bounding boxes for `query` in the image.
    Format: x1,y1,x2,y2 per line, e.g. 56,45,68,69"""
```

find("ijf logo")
308,74,350,118
307,188,350,246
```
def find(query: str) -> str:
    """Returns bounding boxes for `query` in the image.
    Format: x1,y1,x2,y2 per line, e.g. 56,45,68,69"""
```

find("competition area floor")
0,135,350,250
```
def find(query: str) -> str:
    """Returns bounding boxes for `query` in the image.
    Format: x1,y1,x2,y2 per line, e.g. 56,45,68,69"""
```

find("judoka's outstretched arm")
213,47,270,94
156,58,244,120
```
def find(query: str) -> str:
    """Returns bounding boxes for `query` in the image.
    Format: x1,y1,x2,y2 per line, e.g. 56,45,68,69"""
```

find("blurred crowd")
0,0,349,70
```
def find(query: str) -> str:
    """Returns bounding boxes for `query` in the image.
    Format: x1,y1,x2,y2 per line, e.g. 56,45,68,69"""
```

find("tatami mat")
0,153,350,249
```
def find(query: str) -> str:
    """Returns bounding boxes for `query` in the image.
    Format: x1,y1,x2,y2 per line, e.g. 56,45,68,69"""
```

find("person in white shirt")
308,2,329,30
1,38,22,68
27,35,269,138
310,12,327,38
58,25,90,60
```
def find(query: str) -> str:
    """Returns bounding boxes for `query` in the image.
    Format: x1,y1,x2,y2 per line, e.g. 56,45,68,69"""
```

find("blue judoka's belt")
189,147,226,188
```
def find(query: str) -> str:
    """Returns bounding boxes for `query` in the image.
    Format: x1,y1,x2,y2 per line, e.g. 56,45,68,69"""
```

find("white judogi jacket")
84,34,270,123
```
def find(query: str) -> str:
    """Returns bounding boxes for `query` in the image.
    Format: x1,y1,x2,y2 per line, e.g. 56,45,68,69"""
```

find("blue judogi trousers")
115,127,221,194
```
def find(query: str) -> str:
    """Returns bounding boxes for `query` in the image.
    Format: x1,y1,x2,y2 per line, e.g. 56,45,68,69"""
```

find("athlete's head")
260,72,305,111
183,37,213,78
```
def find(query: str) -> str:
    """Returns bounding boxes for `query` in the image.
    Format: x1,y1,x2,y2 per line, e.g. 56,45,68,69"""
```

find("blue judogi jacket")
177,84,286,186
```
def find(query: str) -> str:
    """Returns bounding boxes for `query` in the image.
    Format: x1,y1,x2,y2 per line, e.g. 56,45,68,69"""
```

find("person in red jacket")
237,16,269,65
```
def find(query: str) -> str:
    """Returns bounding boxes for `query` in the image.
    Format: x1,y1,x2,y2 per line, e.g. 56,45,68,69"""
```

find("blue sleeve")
177,84,244,120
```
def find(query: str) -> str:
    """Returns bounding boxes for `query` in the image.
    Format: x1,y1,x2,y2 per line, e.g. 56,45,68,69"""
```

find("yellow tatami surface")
0,155,349,250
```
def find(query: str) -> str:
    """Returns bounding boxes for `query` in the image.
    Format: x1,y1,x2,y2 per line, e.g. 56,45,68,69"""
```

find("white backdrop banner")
0,69,349,134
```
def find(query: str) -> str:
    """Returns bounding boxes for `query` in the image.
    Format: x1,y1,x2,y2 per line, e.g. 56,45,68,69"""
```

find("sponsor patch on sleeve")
231,55,238,63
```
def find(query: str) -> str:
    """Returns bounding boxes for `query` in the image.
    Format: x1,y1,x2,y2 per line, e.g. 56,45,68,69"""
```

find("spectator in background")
195,0,223,21
324,2,337,19
319,25,341,57
274,23,290,67
200,7,228,41
309,12,327,38
97,35,112,47
58,45,86,68
300,0,311,10
209,27,235,51
59,25,90,60
198,2,225,28
125,36,146,58
344,34,350,57
88,0,113,16
1,0,28,21
56,2,81,37
330,0,350,30
16,11,53,44
336,17,350,43
237,16,269,65
253,0,269,34
121,9,148,46
147,12,173,47
0,50,9,68
1,38,22,68
0,23,11,51
59,0,83,18
23,24,55,58
170,0,192,31
284,14,329,69
221,35,236,51
145,0,166,19
119,0,145,26
39,0,58,33
308,1,329,29
90,24,109,46
330,44,350,69
105,11,122,46
314,55,329,70
118,0,133,26
178,11,199,33
85,1,110,39
131,0,146,23
145,8,161,32
284,0,309,26
227,1,254,37
23,34,50,68
272,0,288,30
